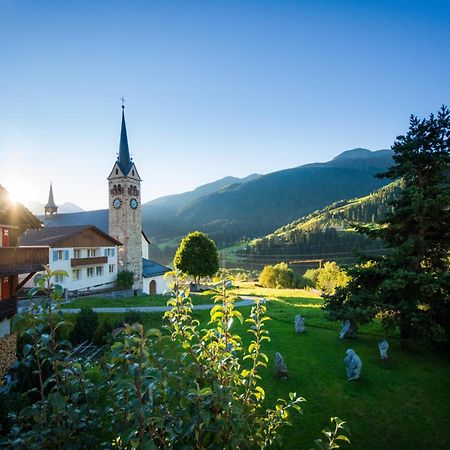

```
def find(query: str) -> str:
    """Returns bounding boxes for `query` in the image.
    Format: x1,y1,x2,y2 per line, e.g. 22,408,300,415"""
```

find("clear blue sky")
0,0,449,210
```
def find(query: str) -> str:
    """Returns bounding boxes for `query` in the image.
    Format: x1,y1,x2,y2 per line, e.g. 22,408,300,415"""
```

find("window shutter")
64,250,69,260
53,250,58,261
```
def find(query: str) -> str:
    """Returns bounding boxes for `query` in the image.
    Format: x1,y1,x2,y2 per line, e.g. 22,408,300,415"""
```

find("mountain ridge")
142,148,394,253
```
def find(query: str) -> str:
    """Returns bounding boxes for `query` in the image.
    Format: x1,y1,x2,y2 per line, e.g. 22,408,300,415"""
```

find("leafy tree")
259,262,294,288
316,262,350,296
324,106,450,345
174,231,219,284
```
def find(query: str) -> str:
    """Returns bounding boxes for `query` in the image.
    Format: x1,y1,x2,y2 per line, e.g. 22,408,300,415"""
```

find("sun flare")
3,175,39,206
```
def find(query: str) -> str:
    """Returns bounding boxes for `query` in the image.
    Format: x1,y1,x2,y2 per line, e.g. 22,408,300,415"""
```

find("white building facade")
19,225,122,294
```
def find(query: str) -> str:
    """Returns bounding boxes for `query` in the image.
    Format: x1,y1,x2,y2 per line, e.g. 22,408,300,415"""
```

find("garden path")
58,295,260,314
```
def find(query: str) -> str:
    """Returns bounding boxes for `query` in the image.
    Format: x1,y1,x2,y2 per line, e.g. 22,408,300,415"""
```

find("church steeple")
108,101,143,291
118,105,133,175
45,182,58,216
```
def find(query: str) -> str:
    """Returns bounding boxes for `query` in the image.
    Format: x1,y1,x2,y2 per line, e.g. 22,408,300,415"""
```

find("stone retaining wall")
0,334,16,378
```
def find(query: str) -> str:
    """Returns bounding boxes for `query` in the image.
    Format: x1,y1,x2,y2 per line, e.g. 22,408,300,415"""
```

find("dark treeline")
232,181,401,268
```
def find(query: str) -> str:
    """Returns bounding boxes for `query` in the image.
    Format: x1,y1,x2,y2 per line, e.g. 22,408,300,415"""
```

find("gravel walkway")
50,296,260,314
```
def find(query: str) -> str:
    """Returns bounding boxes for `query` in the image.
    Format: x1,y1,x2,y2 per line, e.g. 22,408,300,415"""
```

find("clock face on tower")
130,198,139,210
112,198,122,209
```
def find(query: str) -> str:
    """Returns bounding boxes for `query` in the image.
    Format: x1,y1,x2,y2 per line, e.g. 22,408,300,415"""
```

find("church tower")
45,182,58,215
108,105,143,290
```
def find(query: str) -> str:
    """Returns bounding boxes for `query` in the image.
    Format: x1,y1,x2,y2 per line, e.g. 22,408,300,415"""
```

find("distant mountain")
25,201,84,215
142,148,394,249
142,174,262,240
145,174,261,210
59,202,84,214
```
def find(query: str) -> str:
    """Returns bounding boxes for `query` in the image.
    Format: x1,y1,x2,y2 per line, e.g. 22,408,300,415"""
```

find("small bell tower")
45,182,58,216
107,101,143,290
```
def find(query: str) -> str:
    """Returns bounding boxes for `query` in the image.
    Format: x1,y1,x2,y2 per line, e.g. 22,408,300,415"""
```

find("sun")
3,175,39,206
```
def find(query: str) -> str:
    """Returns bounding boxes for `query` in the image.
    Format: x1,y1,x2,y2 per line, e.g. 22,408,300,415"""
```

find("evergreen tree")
325,106,450,345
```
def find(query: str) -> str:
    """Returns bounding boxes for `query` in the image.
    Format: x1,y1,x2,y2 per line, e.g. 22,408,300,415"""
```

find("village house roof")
19,225,122,247
142,258,171,278
39,210,151,244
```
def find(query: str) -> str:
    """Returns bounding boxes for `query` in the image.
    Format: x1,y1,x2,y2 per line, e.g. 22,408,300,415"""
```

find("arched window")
149,280,157,294
118,184,122,194
115,168,119,175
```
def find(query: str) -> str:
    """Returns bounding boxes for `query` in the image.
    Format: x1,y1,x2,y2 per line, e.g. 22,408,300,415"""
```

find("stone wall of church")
108,169,143,291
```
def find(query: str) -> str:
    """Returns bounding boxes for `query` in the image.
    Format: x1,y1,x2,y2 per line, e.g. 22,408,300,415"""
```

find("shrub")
316,262,350,296
93,320,115,346
303,268,320,287
259,262,294,288
117,270,134,288
122,309,144,325
70,307,99,344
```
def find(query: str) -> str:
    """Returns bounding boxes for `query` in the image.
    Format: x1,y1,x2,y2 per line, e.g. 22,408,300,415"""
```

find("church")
31,105,170,295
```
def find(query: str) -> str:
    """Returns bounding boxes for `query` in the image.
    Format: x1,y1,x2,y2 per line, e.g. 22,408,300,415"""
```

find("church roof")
118,107,133,175
45,182,57,209
142,258,171,278
39,209,109,233
39,209,151,244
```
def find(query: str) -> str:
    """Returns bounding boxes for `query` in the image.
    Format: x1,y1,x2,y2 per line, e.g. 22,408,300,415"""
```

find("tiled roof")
142,258,171,278
20,225,122,247
39,209,109,233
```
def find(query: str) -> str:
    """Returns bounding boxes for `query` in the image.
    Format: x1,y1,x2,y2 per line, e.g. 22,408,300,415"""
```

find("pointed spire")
45,182,58,215
118,105,132,175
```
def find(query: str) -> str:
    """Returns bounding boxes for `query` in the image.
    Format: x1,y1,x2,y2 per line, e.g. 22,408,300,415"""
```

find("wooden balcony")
71,256,108,267
0,247,48,277
0,298,17,321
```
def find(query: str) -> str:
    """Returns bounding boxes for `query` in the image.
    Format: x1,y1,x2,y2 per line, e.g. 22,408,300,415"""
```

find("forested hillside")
144,148,394,257
229,180,401,269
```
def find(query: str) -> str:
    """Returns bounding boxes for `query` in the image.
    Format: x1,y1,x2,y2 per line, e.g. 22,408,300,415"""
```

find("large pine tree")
325,106,450,345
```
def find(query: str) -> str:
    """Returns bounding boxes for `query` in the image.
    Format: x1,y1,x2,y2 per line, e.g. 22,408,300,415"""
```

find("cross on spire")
120,96,126,109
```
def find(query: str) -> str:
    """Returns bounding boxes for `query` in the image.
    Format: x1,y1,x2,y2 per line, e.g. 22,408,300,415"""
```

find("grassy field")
60,292,217,309
63,284,450,449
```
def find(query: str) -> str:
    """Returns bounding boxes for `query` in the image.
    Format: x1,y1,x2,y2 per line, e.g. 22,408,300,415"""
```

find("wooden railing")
0,247,48,276
0,297,17,320
71,256,108,267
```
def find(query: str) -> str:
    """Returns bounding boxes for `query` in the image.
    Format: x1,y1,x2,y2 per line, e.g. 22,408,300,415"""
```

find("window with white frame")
96,266,103,276
109,264,115,273
87,267,94,277
87,249,97,257
72,269,81,281
73,249,81,259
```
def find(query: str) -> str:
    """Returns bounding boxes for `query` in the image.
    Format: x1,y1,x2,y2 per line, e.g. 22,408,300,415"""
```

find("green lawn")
60,292,217,309
62,287,450,449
